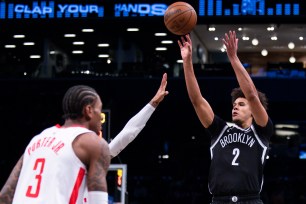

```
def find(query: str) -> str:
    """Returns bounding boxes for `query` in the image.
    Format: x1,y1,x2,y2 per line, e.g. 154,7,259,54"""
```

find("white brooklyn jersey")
12,125,92,204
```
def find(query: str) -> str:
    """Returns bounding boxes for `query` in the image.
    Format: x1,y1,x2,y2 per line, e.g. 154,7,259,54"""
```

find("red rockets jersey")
12,125,92,204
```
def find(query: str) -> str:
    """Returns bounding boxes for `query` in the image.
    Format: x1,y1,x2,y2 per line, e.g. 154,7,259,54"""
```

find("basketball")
164,2,197,36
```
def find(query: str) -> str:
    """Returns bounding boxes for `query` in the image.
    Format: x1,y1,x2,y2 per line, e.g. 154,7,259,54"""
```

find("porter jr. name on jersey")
27,137,65,156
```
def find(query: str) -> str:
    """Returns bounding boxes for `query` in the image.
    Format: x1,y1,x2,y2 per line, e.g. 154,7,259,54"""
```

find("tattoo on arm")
87,142,110,192
0,155,23,204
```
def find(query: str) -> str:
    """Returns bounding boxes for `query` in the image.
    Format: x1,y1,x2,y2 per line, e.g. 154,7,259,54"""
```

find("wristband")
88,191,108,204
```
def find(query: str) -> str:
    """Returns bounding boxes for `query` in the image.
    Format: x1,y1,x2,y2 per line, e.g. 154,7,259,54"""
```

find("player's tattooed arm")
0,155,23,204
87,137,110,192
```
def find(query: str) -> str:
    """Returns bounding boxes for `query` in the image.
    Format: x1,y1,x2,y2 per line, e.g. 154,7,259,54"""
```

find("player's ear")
83,104,93,120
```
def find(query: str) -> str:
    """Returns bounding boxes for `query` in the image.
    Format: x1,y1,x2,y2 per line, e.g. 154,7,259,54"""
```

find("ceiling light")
82,29,94,32
238,27,242,31
208,27,215,31
72,50,83,54
261,49,268,56
98,54,109,58
98,43,110,47
275,124,299,129
176,59,183,63
64,34,76,37
127,28,139,32
267,26,274,31
13,34,25,38
289,56,296,63
161,40,173,44
214,37,218,41
73,41,85,45
299,36,303,40
271,36,277,40
288,42,295,49
29,55,41,58
155,33,167,36
275,130,298,136
5,45,16,48
252,38,259,46
155,47,167,51
242,36,249,41
23,42,35,46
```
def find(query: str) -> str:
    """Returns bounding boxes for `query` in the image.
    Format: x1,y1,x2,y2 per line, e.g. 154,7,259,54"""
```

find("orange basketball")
164,2,197,36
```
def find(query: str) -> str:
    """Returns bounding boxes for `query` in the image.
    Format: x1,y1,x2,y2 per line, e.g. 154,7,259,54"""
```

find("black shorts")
211,194,264,204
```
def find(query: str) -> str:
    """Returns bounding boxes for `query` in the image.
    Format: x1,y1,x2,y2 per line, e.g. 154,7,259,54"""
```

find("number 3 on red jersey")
26,158,45,198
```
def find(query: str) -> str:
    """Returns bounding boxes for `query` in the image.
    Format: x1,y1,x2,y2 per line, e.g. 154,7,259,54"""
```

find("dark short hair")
62,85,99,120
231,87,268,110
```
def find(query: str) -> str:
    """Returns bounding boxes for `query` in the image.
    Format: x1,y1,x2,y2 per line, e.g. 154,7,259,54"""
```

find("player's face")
89,96,103,135
232,97,252,124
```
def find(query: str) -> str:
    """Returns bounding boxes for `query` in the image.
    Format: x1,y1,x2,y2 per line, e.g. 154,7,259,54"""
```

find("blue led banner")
0,1,167,19
0,0,304,20
198,0,301,16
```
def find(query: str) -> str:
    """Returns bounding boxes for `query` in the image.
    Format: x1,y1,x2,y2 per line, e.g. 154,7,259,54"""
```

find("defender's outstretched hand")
150,73,169,108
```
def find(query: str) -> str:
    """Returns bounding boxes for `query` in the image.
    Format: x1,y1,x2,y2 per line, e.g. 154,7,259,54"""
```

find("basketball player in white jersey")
0,85,111,204
1,73,169,204
179,32,273,203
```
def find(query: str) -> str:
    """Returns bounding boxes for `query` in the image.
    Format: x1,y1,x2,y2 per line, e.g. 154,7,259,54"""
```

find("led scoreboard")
0,0,305,23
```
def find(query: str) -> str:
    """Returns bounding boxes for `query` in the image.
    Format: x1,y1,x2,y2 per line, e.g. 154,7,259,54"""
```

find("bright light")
271,36,277,40
261,49,268,56
98,54,109,58
13,34,25,38
161,40,173,44
155,47,167,51
64,34,76,37
288,42,295,49
98,43,109,47
127,28,139,32
155,33,167,36
82,29,94,32
289,56,296,63
4,45,16,48
252,38,259,46
29,55,41,58
73,41,85,45
72,50,83,54
208,27,215,31
23,42,35,46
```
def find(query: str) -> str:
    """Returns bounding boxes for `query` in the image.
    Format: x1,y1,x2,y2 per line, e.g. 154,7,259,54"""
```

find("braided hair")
62,85,99,120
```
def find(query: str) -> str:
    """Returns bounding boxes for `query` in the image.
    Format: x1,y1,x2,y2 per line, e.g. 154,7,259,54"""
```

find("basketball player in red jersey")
0,85,110,204
178,31,273,203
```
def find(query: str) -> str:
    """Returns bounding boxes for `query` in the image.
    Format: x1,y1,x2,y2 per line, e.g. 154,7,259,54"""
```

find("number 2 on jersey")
26,158,45,198
231,148,240,166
